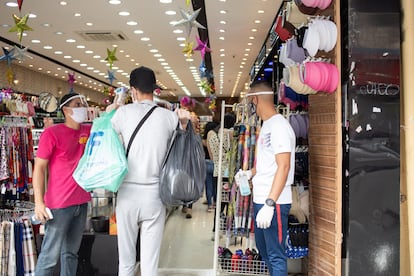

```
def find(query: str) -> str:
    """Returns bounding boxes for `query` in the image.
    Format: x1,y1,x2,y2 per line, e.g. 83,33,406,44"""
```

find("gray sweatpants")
116,183,166,276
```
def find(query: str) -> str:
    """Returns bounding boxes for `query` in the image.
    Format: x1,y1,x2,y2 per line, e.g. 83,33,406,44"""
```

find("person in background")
33,93,92,276
181,111,201,219
207,111,236,239
237,80,295,276
202,118,219,212
111,66,190,276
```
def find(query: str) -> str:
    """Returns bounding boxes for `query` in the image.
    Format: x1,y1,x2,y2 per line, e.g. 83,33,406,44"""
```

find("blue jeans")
35,203,88,276
205,159,214,206
254,203,291,276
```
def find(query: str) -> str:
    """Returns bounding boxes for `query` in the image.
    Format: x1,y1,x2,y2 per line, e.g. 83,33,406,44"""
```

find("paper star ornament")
200,79,213,94
182,41,194,57
106,70,116,85
13,46,33,62
0,47,16,67
105,48,118,69
6,68,14,86
173,8,206,38
8,14,33,43
194,36,211,60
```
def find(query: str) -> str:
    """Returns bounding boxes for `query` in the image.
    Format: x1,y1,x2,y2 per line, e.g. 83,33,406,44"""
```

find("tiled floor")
136,198,305,275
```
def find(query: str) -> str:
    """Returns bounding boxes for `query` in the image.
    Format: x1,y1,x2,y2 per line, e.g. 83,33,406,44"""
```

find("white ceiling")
0,0,281,99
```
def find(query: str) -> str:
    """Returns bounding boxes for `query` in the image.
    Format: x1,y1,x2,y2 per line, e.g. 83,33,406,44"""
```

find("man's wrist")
265,198,276,207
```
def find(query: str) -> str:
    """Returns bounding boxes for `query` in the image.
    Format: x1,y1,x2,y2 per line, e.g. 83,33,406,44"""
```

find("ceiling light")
59,1,67,6
255,20,261,23
66,39,76,43
161,62,168,66
251,29,257,32
55,31,64,35
1,24,10,28
249,36,255,39
54,51,63,54
109,0,121,4
220,49,225,52
86,22,93,26
141,37,150,41
160,0,172,3
150,49,159,53
177,37,186,41
44,45,53,49
247,42,253,46
77,45,85,49
85,50,93,54
127,21,138,26
134,29,144,34
6,2,18,7
31,39,41,43
219,29,225,33
28,13,37,18
220,10,227,14
154,54,162,57
219,37,225,40
257,10,264,13
74,13,81,17
80,64,87,67
93,70,100,73
73,60,80,63
245,48,251,51
220,54,225,57
220,20,226,24
119,11,130,16
165,11,176,15
87,67,94,70
42,23,51,27
93,55,101,59
173,29,183,34
38,68,43,71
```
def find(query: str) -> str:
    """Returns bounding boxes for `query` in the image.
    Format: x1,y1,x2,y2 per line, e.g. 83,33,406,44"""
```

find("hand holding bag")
160,122,206,206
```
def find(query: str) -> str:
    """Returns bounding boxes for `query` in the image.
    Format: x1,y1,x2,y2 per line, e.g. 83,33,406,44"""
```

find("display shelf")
218,258,269,275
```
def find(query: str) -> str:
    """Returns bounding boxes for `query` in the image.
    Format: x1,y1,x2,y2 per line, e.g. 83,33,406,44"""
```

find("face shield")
245,91,274,117
59,94,89,109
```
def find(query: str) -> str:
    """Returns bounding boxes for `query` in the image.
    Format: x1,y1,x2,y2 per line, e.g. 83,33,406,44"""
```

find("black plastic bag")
160,122,206,206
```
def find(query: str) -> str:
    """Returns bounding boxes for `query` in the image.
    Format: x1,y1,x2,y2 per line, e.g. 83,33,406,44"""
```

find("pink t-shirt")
36,123,92,209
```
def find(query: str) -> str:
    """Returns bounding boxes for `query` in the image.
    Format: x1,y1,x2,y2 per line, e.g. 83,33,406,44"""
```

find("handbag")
159,122,206,206
73,110,128,192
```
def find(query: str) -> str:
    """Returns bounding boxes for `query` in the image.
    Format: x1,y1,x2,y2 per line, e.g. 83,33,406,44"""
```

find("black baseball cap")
129,66,160,93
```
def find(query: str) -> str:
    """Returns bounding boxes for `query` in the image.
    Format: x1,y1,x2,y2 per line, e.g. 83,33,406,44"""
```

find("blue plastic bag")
73,110,128,192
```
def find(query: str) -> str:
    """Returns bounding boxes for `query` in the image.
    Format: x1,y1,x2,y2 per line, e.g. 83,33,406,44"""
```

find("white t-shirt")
252,114,296,204
111,100,178,184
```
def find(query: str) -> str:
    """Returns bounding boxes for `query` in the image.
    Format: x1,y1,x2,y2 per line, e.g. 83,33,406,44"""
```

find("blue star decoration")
173,8,206,38
106,70,116,85
199,60,207,77
0,47,16,67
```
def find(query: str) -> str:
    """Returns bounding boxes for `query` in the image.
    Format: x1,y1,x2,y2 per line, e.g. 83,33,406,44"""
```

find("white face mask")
70,107,88,123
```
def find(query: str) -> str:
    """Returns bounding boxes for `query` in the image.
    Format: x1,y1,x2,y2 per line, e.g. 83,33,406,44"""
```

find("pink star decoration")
194,36,211,60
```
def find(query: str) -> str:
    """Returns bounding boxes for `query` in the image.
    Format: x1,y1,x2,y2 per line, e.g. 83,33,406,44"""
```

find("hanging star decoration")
103,86,110,95
173,8,206,38
8,14,33,43
68,72,75,93
199,60,207,76
194,36,211,60
6,68,14,86
105,48,118,69
0,47,16,67
106,70,116,85
186,0,191,6
200,79,213,94
13,45,33,62
182,41,194,58
17,0,24,11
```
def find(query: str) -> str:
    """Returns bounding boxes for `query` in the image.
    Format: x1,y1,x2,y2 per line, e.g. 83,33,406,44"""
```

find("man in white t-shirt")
242,80,295,275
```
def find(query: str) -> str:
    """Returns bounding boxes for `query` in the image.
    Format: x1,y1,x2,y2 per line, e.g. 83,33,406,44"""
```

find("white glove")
256,204,274,229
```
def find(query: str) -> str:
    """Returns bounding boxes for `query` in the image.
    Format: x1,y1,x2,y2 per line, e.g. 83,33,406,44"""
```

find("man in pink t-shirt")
33,93,91,276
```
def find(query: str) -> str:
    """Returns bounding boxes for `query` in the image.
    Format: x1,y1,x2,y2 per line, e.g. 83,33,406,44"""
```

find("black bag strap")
126,105,157,158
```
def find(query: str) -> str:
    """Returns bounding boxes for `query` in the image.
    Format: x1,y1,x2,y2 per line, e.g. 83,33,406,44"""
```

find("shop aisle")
135,198,215,275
